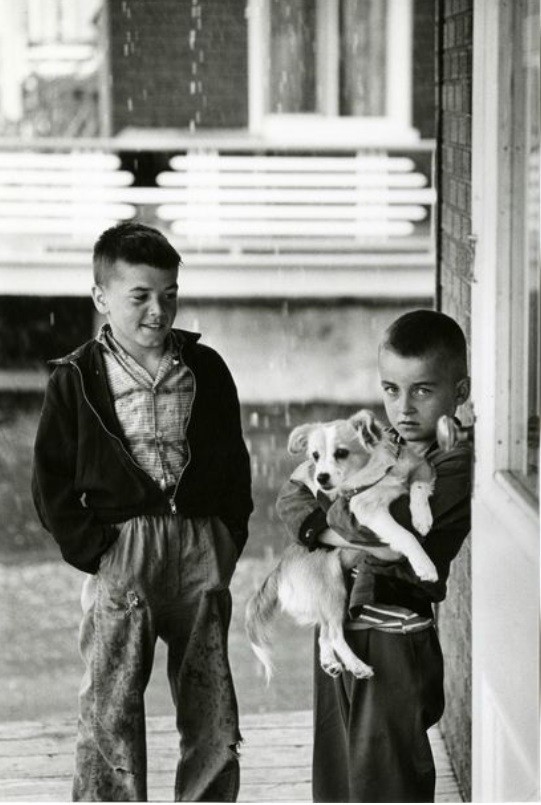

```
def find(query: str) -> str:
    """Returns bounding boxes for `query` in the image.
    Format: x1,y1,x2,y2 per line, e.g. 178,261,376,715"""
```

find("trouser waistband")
345,603,434,634
345,617,434,634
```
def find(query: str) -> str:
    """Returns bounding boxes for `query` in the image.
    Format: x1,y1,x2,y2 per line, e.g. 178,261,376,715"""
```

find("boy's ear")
455,377,471,406
91,284,109,315
349,409,383,451
287,424,314,456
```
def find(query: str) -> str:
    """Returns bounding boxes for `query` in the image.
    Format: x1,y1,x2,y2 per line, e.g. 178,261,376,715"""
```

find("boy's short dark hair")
381,309,468,378
93,221,181,285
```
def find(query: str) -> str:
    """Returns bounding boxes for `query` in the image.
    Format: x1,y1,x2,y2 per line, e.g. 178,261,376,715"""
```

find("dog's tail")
245,568,280,685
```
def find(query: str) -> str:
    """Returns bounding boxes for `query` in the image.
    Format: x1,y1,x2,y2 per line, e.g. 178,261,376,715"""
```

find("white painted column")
470,0,540,800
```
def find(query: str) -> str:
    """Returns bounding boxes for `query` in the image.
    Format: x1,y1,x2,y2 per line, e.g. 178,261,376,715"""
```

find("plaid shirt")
97,324,195,489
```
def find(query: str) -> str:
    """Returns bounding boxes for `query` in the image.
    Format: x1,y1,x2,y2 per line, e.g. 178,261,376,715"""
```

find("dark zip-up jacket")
32,330,253,574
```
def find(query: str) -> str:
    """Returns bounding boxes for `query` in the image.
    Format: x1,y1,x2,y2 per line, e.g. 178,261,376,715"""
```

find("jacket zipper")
71,361,172,508
71,357,197,516
167,362,196,514
71,361,146,474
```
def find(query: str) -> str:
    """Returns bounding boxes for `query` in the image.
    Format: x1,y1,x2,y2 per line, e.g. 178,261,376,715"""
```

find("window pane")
269,0,316,113
339,0,387,116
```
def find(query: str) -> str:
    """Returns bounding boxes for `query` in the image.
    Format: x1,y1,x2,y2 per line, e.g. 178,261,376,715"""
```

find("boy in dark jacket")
32,221,253,802
277,309,472,802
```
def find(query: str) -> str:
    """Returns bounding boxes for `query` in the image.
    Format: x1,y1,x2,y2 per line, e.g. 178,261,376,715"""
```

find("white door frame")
470,0,539,800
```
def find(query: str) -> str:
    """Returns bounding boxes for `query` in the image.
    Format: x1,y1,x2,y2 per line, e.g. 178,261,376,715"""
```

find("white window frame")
471,0,539,518
247,0,418,145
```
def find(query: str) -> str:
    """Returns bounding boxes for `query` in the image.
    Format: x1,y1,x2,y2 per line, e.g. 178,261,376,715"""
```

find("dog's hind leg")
318,624,344,678
329,625,374,679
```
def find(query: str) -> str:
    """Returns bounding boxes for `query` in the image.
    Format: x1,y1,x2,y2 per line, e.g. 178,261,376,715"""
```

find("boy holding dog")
32,221,253,801
277,309,472,802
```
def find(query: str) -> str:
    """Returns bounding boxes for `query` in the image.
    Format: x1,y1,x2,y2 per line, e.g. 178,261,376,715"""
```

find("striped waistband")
345,603,434,634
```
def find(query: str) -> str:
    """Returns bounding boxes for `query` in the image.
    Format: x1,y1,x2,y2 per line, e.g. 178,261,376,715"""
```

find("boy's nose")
148,298,165,316
398,394,415,414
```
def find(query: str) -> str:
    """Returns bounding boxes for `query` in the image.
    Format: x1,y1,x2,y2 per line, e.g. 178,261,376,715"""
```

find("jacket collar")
48,329,202,442
49,327,202,368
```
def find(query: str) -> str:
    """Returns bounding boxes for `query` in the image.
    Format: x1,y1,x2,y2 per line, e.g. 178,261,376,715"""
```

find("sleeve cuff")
299,508,329,551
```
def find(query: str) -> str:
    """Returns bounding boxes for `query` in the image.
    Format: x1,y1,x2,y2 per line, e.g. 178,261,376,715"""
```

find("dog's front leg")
349,500,438,582
409,481,434,536
409,461,436,536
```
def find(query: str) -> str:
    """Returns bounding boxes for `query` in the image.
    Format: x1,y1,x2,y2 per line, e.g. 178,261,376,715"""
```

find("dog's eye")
334,448,350,460
312,451,320,461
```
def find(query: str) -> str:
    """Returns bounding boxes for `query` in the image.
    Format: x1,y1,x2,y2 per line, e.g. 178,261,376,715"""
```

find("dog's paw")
322,659,344,678
412,506,433,537
410,553,438,583
350,662,374,680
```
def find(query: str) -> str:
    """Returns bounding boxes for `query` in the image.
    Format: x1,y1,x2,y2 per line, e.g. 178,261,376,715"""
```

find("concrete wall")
435,0,473,798
173,301,427,405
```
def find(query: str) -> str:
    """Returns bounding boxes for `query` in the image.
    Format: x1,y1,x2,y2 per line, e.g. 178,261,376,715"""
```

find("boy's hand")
437,416,474,451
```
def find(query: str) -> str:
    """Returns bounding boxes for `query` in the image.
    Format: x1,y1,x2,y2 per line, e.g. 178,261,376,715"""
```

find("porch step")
0,709,462,801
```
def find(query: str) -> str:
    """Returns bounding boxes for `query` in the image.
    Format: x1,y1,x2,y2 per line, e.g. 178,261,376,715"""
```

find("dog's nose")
317,472,330,485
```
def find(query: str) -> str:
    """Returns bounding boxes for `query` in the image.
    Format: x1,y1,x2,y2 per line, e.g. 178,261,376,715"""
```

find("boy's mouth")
142,322,167,331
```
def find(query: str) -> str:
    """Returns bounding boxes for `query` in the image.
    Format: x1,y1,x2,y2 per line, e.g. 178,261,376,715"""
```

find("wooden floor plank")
0,710,462,802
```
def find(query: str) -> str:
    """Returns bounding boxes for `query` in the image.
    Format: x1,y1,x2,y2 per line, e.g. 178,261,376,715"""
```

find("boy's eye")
131,295,146,304
334,448,350,460
413,387,432,398
383,385,399,397
312,451,320,461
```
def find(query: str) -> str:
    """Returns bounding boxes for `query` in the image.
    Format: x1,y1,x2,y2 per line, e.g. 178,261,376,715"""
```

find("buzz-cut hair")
380,309,468,377
93,221,181,285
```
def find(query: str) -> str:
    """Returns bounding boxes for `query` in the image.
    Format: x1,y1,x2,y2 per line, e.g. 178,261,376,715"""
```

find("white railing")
0,137,436,297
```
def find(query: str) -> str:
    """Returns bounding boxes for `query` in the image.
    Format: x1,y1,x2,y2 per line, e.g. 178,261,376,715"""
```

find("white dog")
245,409,438,683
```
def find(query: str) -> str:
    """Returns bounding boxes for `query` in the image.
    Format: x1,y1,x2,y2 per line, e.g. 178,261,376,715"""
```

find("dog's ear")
349,409,383,451
287,424,314,456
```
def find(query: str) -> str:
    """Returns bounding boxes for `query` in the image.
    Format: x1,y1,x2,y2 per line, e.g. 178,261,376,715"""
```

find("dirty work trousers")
72,514,241,802
312,625,445,802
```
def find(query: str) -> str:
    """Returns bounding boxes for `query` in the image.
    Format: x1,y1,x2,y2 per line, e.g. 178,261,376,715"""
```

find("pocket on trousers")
98,521,129,571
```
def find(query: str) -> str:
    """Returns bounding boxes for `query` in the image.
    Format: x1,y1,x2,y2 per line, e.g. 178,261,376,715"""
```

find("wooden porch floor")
0,709,462,802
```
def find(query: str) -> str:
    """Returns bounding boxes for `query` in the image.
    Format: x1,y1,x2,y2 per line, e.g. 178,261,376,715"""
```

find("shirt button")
156,430,163,438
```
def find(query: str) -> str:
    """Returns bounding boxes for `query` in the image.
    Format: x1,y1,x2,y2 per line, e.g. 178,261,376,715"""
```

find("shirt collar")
96,323,183,360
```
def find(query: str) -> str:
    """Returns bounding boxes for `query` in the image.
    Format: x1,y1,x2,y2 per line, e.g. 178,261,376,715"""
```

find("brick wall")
413,0,437,138
107,0,248,133
435,0,473,799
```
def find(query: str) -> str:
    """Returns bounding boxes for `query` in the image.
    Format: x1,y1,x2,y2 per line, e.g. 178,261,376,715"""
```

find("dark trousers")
312,626,445,803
